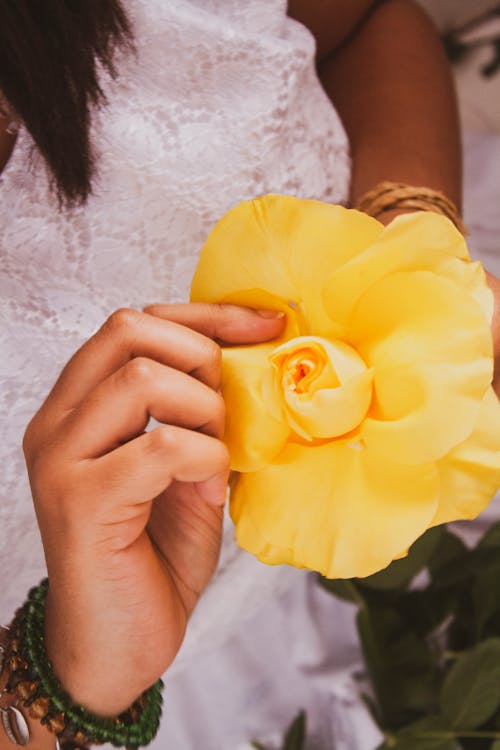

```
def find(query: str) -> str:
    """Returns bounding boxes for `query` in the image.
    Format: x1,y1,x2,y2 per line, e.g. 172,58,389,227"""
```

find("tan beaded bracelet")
354,180,467,236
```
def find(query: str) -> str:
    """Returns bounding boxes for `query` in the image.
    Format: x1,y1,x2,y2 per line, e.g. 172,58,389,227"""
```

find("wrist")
44,588,148,717
3,580,164,748
353,182,466,234
374,207,420,226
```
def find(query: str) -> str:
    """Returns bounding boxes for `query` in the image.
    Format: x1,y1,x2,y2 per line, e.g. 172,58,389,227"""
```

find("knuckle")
22,415,37,460
142,304,160,317
202,338,222,373
148,425,179,453
121,356,156,386
200,390,226,438
216,303,241,323
104,307,141,338
217,303,236,315
210,390,226,422
215,440,231,471
22,412,51,465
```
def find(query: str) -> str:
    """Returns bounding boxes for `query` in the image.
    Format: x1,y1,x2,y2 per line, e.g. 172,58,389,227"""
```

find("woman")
1,1,499,747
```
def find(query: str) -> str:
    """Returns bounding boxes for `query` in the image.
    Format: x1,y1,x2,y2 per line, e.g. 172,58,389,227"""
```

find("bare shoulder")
287,0,378,60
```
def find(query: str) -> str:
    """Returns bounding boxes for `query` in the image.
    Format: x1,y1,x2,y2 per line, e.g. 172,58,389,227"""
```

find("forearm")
318,0,462,209
318,0,499,392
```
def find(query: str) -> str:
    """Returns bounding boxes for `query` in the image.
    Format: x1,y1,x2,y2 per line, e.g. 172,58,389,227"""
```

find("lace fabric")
0,0,350,660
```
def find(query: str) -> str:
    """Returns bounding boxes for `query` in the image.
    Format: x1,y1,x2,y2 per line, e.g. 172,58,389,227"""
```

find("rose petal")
350,271,492,463
431,387,500,526
324,211,470,327
222,344,290,472
191,194,383,338
284,369,374,439
435,257,494,323
230,440,439,579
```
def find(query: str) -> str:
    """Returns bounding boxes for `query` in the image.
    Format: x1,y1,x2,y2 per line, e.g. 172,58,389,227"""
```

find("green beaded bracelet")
17,579,164,749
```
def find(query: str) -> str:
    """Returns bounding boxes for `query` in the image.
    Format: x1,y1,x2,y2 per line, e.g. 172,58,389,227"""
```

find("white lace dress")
0,0,357,747
1,1,499,748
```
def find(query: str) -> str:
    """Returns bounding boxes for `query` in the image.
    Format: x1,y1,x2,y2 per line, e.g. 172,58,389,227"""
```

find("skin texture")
0,2,498,747
23,304,286,716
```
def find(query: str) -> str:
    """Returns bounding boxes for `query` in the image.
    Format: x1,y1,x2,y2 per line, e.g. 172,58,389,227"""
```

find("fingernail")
255,309,285,318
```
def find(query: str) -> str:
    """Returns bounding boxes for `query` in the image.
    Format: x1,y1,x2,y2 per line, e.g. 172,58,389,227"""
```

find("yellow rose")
191,194,500,578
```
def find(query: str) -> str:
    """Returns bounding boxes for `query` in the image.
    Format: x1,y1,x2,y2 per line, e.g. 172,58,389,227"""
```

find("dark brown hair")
0,0,133,207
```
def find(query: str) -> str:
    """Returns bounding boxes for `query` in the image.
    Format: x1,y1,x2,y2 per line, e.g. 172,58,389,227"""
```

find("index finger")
41,304,284,418
143,302,285,343
43,308,224,415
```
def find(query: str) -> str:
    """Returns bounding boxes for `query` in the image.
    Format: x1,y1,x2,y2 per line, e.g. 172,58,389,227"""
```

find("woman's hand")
22,304,285,717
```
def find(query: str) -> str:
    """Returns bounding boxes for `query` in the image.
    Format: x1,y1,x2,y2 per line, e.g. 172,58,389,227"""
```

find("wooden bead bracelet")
1,580,164,749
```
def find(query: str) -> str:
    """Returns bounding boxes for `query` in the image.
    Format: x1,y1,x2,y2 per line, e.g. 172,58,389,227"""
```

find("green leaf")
361,527,444,591
317,575,364,605
473,560,500,638
282,711,306,750
393,736,454,749
428,530,468,579
357,606,403,709
427,530,473,594
441,638,500,729
490,742,500,750
357,606,439,727
393,716,457,749
478,521,500,550
395,589,457,637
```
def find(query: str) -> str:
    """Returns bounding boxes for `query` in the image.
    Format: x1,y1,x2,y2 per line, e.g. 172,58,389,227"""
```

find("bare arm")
289,0,461,208
289,0,499,391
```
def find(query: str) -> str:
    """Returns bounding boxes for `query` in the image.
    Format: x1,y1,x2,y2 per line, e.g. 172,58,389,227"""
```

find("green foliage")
357,605,440,727
395,716,458,749
319,523,500,750
361,527,445,591
477,522,500,550
441,639,500,729
266,524,500,750
282,711,306,750
378,717,458,749
317,576,364,604
251,711,306,750
472,561,500,638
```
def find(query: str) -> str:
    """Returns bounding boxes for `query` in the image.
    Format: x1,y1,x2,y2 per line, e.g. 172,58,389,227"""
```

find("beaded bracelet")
2,579,164,750
354,180,467,236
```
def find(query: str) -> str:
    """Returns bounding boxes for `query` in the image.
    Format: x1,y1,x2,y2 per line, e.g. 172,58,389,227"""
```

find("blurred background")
416,1,500,287
419,0,500,132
